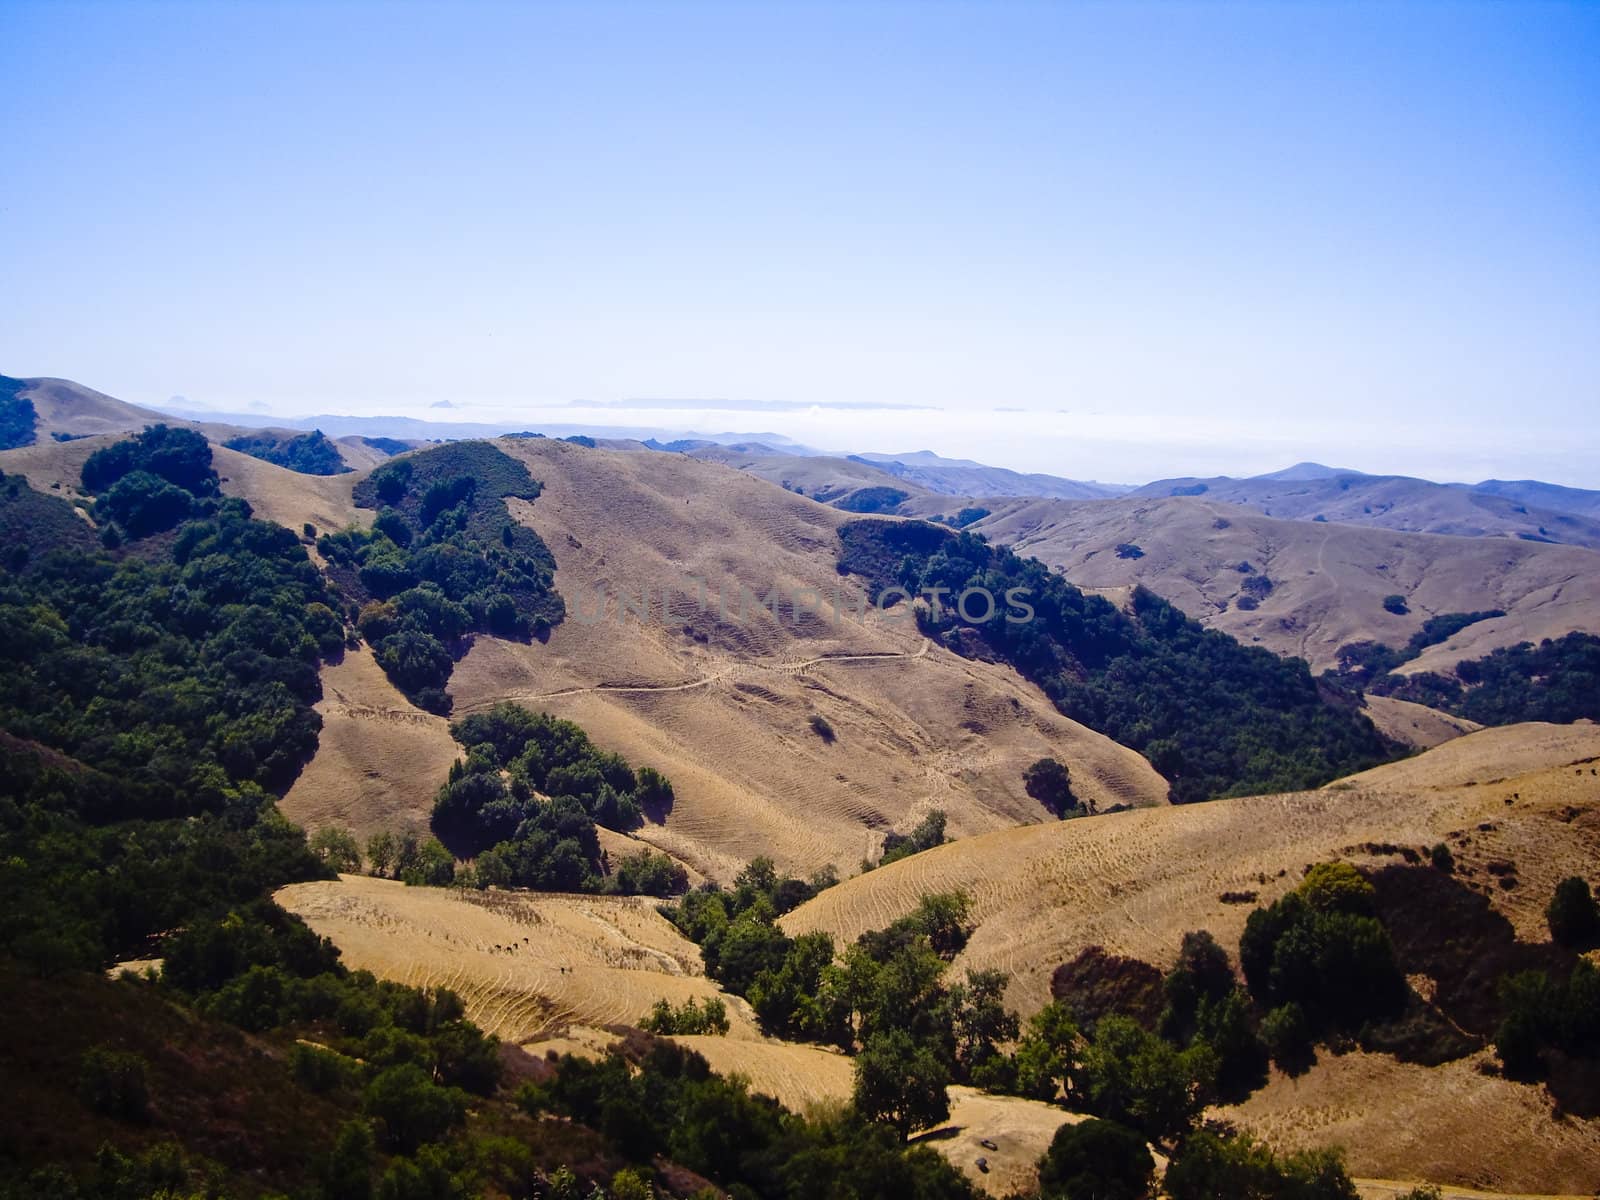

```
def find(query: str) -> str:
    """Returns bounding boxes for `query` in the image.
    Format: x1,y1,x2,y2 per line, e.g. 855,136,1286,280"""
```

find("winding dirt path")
460,638,933,710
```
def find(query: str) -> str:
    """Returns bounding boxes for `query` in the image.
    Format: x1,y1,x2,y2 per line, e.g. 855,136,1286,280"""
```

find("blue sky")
2,0,1597,484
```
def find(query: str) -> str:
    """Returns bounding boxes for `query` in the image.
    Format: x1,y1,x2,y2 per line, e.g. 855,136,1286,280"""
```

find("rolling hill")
684,444,940,509
159,435,1171,880
849,450,1130,500
1130,465,1600,549
443,438,1171,881
1471,478,1600,519
1,374,394,472
904,493,1600,674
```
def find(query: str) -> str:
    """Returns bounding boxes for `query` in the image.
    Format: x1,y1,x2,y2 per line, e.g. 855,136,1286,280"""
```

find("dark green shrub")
78,1046,150,1121
1024,757,1078,816
1547,876,1598,947
292,1043,354,1093
1037,1118,1153,1200
362,1063,465,1152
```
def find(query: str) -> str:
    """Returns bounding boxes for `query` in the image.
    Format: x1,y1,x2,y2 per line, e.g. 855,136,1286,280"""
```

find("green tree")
310,825,363,873
1011,1000,1079,1101
367,831,399,878
639,996,730,1036
1161,930,1235,1043
94,470,198,537
1075,1015,1216,1145
374,1143,465,1200
609,1167,656,1200
401,837,456,887
1260,1001,1313,1074
1240,865,1405,1034
853,1028,952,1142
362,1063,465,1152
877,809,949,868
1024,757,1079,815
318,1118,376,1200
78,1047,150,1121
1037,1118,1154,1200
949,968,1019,1083
1547,876,1598,948
1166,1130,1360,1200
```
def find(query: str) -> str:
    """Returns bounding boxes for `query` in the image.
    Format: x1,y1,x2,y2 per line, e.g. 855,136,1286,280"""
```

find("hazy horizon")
4,0,1597,486
146,389,1589,489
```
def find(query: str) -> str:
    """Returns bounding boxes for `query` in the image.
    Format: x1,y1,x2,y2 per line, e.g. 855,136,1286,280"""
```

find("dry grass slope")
276,875,765,1042
783,722,1600,1013
279,645,459,840
1127,471,1600,549
1361,695,1482,750
443,438,1167,882
1228,1049,1600,1197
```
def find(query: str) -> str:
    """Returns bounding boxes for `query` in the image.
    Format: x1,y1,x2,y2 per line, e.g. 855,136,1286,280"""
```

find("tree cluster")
1024,757,1088,816
319,442,565,711
223,429,352,475
80,424,222,539
521,1036,980,1199
0,471,344,971
1364,632,1600,726
1240,863,1407,1062
0,374,37,449
638,995,730,1035
1324,609,1506,689
1489,877,1600,1080
432,702,682,896
870,809,949,869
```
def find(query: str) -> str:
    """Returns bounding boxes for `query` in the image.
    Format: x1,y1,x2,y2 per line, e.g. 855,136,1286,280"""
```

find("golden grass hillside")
276,874,765,1042
782,721,1600,1016
440,438,1168,882
13,376,177,439
278,645,460,840
907,494,1600,672
9,375,276,443
1227,1047,1600,1198
1361,695,1481,750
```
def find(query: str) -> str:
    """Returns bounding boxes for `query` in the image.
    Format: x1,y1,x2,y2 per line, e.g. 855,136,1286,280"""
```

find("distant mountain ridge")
1469,478,1600,519
848,449,1130,500
1131,464,1600,549
9,371,1600,540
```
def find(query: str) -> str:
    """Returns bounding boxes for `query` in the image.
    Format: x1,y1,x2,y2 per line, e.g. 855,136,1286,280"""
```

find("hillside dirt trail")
457,638,933,706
